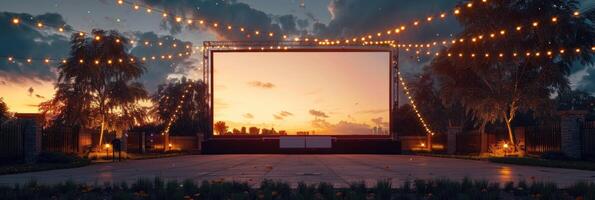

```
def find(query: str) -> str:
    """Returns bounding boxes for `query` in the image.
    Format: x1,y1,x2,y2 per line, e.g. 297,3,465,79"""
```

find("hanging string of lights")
401,46,594,59
397,70,435,136
1,51,193,65
111,0,582,44
9,17,198,50
161,81,194,136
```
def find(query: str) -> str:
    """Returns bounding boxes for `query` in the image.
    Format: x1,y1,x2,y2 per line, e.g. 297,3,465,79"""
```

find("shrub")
36,152,79,164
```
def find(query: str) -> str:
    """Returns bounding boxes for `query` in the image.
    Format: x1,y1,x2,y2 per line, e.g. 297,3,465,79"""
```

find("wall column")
559,110,587,159
447,126,461,154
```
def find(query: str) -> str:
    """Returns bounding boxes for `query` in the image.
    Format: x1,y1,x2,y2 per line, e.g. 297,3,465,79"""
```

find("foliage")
40,29,148,146
0,97,9,123
431,0,594,144
213,121,228,135
392,104,425,136
0,178,593,199
556,89,595,120
151,78,209,136
0,153,90,175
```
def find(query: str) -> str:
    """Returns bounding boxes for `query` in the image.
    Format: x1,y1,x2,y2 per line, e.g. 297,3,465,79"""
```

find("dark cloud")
0,12,194,92
35,94,45,99
140,0,302,39
0,12,71,82
315,0,460,41
248,81,275,89
575,65,595,95
273,114,283,120
309,109,329,118
128,31,195,92
243,113,254,119
28,87,34,96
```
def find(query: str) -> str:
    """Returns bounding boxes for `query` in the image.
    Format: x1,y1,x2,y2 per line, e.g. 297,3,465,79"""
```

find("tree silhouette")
213,121,228,135
152,78,210,138
40,29,148,147
431,0,594,145
0,98,9,124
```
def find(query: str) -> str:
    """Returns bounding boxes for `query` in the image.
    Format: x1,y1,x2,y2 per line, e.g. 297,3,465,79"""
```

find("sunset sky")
213,51,390,135
1,0,594,115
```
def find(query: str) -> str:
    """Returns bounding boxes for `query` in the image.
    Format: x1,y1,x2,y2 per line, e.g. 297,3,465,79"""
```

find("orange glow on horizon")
213,51,391,135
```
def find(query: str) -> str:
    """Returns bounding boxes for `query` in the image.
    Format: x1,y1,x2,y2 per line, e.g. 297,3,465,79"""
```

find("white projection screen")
212,50,391,136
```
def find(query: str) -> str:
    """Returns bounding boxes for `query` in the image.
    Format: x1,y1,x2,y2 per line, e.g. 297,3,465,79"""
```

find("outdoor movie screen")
212,50,390,136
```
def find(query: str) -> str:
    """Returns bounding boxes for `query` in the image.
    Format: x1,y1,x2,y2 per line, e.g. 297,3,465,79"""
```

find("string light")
1,51,192,64
398,71,434,136
161,81,194,136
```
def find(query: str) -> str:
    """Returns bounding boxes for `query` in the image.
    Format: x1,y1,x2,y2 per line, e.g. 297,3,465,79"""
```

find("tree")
431,0,594,145
0,98,9,123
213,121,228,135
41,29,148,147
151,78,210,137
556,89,595,120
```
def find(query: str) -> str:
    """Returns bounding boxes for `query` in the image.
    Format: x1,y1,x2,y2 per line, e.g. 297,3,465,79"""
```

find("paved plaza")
1,155,594,187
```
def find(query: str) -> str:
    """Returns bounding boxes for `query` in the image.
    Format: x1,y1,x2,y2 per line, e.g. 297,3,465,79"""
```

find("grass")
0,177,593,200
489,157,595,171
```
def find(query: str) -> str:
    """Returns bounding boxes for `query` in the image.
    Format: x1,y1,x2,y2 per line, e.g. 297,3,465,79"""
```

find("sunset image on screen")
213,51,390,136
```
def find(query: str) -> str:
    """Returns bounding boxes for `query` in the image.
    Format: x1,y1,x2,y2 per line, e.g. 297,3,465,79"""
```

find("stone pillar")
559,110,587,159
447,126,462,154
22,119,41,164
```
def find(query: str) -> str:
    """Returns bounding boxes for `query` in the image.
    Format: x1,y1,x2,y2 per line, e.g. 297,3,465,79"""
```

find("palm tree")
41,29,148,148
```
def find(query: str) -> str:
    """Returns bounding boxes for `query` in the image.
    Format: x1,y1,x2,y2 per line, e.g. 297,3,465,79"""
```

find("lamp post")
104,143,111,160
503,143,509,157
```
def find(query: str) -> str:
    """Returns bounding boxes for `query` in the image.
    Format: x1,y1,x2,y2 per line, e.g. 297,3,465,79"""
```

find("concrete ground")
1,155,594,188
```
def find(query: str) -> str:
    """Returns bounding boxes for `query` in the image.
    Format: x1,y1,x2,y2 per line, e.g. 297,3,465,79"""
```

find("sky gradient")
213,51,390,135
0,0,594,114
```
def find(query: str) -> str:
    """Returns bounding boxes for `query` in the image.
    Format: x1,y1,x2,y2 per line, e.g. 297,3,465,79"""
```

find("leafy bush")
0,178,593,200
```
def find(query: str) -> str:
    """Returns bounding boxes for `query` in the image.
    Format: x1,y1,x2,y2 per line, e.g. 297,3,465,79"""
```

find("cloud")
243,113,254,119
128,31,195,92
0,12,71,82
273,110,293,120
248,81,275,89
311,119,373,135
574,64,595,95
273,114,284,120
139,0,302,40
315,0,461,41
35,94,45,99
0,12,196,93
356,109,388,114
309,109,329,118
371,117,389,127
279,111,293,117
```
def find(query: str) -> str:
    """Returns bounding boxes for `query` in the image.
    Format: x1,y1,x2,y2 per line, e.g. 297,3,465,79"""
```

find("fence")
524,124,561,154
42,126,80,154
456,130,481,154
0,121,25,162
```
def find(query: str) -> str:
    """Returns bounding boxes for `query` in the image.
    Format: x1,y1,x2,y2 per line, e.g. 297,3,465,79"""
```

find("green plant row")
0,177,593,200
